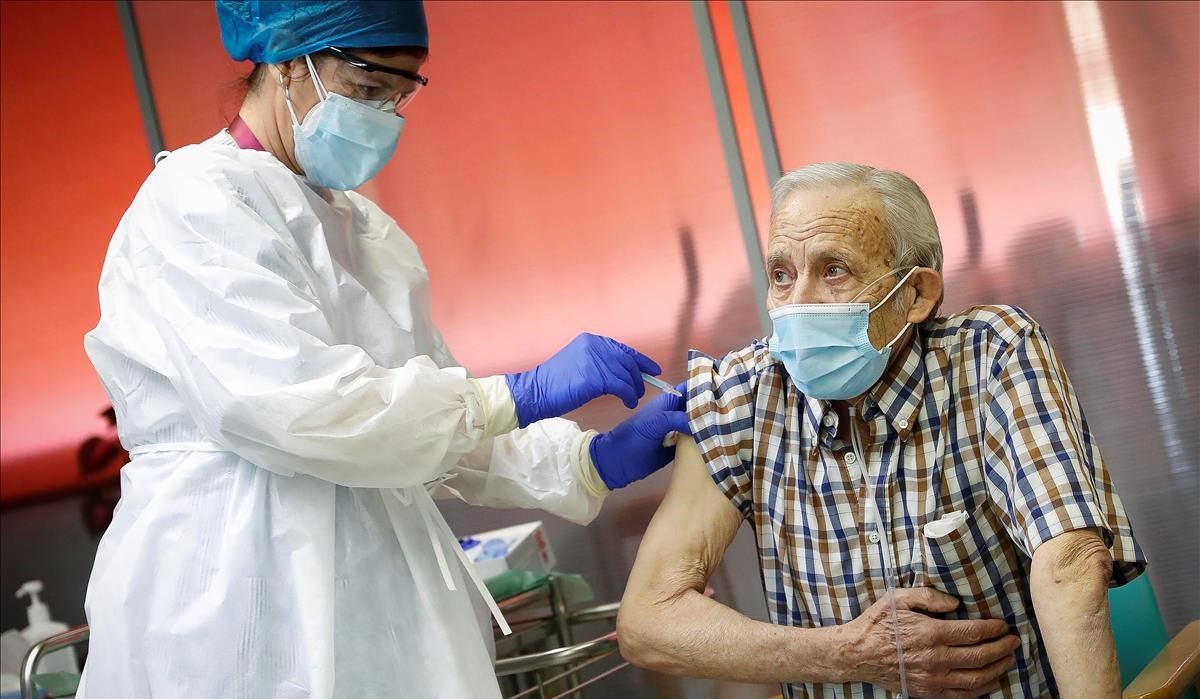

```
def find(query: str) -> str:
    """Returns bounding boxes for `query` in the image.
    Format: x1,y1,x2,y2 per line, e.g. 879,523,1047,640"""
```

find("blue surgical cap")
216,1,428,64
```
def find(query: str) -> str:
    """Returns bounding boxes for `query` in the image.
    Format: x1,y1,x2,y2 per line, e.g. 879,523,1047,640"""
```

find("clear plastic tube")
888,581,909,698
851,410,908,698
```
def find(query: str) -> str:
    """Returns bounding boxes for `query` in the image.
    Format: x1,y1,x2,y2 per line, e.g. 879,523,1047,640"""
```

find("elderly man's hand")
838,587,1020,698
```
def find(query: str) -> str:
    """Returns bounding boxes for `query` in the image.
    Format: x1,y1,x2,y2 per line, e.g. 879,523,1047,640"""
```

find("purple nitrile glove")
590,384,692,490
505,333,662,427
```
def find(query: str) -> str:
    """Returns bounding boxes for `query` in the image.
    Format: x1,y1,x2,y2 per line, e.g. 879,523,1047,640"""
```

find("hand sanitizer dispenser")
16,581,78,675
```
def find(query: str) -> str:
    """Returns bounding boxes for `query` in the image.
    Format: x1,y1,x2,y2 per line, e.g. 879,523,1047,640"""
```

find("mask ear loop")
278,56,330,128
850,267,907,304
277,67,301,127
869,267,920,350
303,54,330,101
866,267,918,311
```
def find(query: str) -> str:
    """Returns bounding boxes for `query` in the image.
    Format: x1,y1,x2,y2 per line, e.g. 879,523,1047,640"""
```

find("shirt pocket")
916,511,1035,685
915,511,998,620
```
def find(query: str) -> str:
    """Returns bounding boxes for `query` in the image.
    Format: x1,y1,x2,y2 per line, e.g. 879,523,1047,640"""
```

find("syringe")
641,373,683,397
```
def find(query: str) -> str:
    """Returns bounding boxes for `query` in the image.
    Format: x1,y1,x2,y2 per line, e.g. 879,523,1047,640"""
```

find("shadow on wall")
945,210,1199,637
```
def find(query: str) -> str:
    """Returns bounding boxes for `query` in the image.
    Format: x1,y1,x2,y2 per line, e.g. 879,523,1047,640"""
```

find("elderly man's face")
765,185,912,350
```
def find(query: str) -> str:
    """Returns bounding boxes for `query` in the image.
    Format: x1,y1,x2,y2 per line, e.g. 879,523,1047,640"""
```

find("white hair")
771,162,944,272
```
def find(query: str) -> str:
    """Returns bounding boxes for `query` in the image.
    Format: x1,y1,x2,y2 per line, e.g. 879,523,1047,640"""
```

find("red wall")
1,0,757,502
746,0,1112,273
1,1,152,503
132,0,245,150
131,0,757,379
367,0,751,377
1,0,1195,505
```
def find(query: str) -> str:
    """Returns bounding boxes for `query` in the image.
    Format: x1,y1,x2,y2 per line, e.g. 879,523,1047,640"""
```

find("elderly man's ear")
906,268,944,324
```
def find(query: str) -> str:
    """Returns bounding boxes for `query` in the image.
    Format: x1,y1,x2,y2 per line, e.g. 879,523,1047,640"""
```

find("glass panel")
748,0,1198,632
0,1,152,502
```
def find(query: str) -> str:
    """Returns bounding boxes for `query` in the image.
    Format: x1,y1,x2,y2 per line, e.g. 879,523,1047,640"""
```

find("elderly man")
618,163,1144,698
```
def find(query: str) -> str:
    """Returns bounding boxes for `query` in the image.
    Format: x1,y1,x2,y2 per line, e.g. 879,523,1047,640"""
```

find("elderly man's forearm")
1030,530,1121,698
619,589,846,684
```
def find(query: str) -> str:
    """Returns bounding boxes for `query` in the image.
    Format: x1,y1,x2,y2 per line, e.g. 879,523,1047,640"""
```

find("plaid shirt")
686,305,1145,699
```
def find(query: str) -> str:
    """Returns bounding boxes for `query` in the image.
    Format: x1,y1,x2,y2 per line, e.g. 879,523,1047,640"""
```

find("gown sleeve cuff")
575,430,610,497
471,376,520,438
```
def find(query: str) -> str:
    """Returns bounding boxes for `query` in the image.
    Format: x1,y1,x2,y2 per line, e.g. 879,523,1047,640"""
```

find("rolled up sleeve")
685,346,761,521
982,322,1146,584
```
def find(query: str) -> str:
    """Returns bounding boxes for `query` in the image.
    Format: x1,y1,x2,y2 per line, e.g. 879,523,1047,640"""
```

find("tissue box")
459,521,555,581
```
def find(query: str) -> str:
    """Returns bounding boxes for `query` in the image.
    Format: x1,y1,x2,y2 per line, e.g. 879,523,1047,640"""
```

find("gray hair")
771,162,943,272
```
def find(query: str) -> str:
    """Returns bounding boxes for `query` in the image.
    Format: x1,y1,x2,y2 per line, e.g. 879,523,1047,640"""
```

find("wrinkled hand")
591,386,691,490
506,333,661,427
839,587,1020,698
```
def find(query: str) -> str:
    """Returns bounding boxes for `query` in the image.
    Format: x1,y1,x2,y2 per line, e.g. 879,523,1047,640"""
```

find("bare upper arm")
621,435,744,607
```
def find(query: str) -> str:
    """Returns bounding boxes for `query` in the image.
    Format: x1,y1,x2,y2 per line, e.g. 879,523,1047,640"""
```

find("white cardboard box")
460,520,556,581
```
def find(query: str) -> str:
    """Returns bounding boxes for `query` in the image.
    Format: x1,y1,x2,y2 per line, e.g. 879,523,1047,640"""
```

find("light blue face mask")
281,55,404,191
768,267,918,400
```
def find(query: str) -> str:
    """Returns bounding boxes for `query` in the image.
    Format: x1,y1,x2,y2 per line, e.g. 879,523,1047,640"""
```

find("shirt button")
822,414,835,427
898,418,909,429
844,452,858,464
867,531,881,544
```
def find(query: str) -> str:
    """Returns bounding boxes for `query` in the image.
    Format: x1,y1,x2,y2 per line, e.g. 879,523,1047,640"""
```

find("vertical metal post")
115,0,165,159
691,0,771,334
729,0,783,185
547,577,578,695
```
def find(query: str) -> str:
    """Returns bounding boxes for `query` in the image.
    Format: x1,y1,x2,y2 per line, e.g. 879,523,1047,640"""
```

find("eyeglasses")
320,46,429,114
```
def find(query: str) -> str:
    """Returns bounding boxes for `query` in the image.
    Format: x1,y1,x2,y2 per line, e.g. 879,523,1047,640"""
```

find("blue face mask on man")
768,267,918,400
280,55,404,191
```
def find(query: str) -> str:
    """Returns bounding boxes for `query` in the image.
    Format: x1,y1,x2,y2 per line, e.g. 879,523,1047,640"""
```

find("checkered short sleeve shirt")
686,305,1145,699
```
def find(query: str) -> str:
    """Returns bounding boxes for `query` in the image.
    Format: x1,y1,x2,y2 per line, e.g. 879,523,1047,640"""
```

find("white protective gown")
79,131,605,698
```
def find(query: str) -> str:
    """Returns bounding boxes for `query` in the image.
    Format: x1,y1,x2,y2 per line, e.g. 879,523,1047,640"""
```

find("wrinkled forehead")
767,185,892,265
